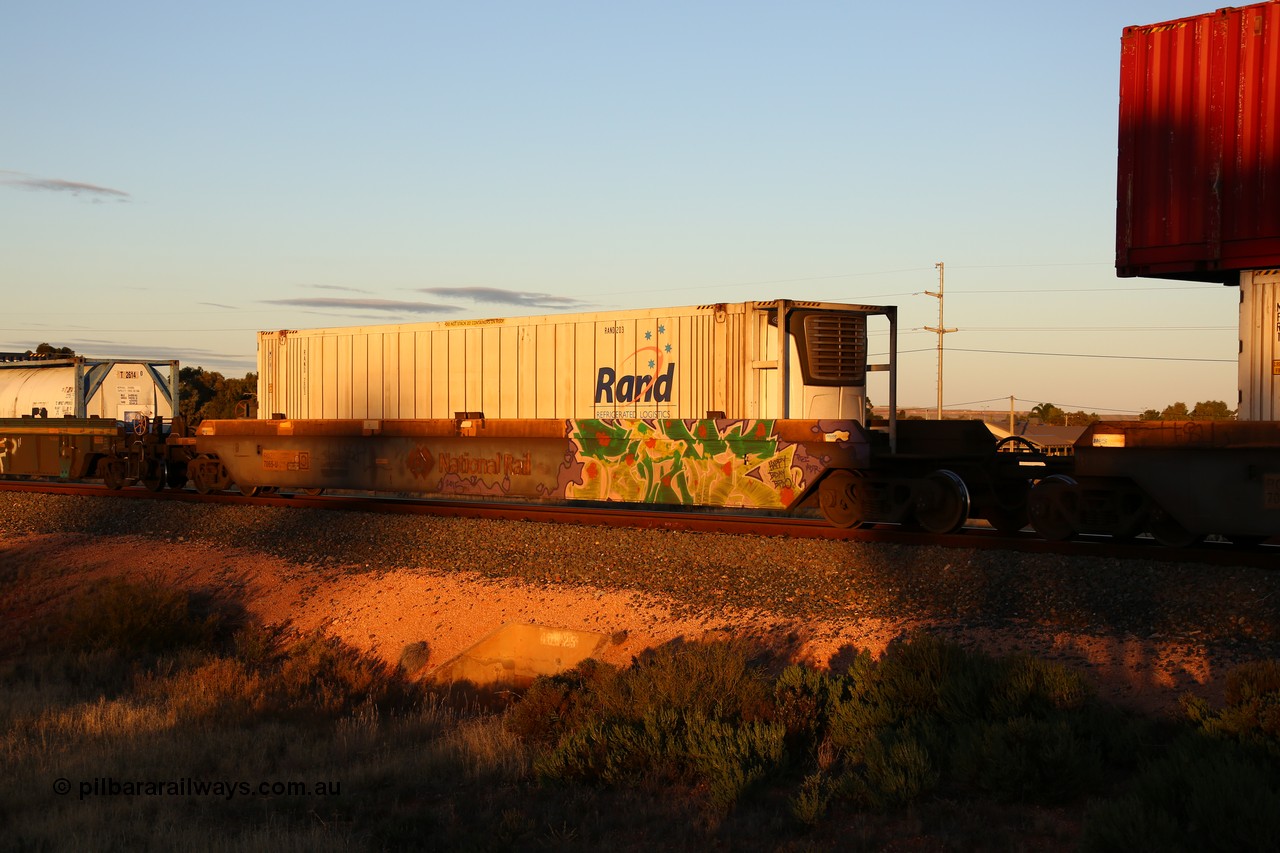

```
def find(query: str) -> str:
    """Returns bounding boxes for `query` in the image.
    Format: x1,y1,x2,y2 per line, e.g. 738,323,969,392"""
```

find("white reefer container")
0,359,178,425
1239,269,1280,420
257,300,893,422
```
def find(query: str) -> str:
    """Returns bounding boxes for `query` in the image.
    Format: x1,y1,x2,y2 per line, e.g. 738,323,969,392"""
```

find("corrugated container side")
1117,1,1280,280
257,302,872,422
1239,268,1280,419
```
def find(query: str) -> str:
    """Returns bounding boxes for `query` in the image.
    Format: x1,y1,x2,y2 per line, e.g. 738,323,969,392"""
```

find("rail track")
2,480,1275,570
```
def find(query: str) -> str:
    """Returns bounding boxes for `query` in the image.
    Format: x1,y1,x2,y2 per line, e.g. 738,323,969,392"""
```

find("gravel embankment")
2,492,1277,659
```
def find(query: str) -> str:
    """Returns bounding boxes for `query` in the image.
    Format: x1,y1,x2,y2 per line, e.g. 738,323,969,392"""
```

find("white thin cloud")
262,297,461,314
304,284,373,294
1,171,130,200
417,287,594,310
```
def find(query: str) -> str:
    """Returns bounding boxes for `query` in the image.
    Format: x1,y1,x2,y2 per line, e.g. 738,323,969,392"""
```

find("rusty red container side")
1117,1,1280,281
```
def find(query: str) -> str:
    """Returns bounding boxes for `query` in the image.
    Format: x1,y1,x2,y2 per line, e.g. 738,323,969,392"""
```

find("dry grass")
0,578,523,851
4,577,1280,851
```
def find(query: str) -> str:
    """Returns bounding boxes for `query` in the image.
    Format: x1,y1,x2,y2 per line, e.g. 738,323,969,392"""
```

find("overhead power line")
920,396,1147,415
913,285,1222,295
959,325,1233,332
945,347,1234,364
878,347,1233,363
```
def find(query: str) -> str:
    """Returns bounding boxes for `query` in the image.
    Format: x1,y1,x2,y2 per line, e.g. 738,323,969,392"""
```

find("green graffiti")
566,419,802,509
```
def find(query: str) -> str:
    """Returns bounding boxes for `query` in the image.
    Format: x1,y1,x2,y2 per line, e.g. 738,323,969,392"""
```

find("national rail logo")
407,444,434,479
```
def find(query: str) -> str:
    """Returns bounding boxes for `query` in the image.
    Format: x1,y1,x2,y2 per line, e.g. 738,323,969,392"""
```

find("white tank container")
257,300,889,423
1239,269,1280,420
0,359,178,425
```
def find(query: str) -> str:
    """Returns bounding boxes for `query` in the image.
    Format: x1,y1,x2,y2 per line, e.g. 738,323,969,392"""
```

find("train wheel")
100,458,126,491
1148,505,1203,548
818,470,865,528
141,461,166,493
191,469,216,494
912,469,970,535
243,485,278,497
1027,475,1077,541
190,455,228,495
302,488,325,497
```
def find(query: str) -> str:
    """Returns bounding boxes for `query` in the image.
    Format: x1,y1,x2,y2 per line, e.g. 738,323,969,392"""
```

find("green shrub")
843,734,940,809
1083,659,1280,851
264,630,416,719
825,634,995,761
949,712,1105,803
989,653,1094,716
532,702,786,815
505,666,599,749
1183,659,1280,757
58,577,220,655
821,634,1112,805
788,771,833,825
398,641,431,675
683,715,786,811
510,633,1163,820
868,632,999,722
604,639,776,723
232,620,291,669
1080,734,1280,853
509,641,775,749
773,664,848,739
511,641,786,812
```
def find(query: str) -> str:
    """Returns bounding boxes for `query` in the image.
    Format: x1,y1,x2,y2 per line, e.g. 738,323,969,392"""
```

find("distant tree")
1063,410,1101,426
1030,402,1066,426
30,343,75,358
1141,401,1234,421
1190,400,1235,420
179,367,258,423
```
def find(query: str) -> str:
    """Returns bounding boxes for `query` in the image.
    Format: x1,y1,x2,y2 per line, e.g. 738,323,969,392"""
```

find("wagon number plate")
262,449,311,472
1267,474,1280,511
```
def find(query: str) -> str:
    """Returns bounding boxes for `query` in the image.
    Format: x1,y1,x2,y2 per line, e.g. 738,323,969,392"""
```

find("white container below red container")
1239,269,1280,420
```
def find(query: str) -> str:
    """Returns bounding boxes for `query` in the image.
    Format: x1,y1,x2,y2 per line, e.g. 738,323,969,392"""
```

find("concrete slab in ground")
429,622,610,688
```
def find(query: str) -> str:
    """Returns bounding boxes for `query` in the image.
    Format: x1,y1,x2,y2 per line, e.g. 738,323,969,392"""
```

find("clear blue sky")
1,1,1242,414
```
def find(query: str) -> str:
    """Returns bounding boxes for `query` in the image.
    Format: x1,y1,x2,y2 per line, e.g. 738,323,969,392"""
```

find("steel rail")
1,480,1275,569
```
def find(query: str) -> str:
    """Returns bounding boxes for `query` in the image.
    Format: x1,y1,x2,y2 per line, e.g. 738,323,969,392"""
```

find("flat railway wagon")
192,299,1055,533
0,415,188,491
6,298,1278,543
1028,420,1280,546
0,358,186,491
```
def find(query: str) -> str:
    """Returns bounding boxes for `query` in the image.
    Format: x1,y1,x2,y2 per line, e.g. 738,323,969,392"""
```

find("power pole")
924,262,957,420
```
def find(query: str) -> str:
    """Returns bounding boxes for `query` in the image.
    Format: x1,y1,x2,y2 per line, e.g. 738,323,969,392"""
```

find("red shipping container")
1117,1,1280,281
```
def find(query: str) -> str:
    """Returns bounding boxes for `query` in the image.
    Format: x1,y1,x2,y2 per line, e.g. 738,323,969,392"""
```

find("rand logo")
594,363,675,404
